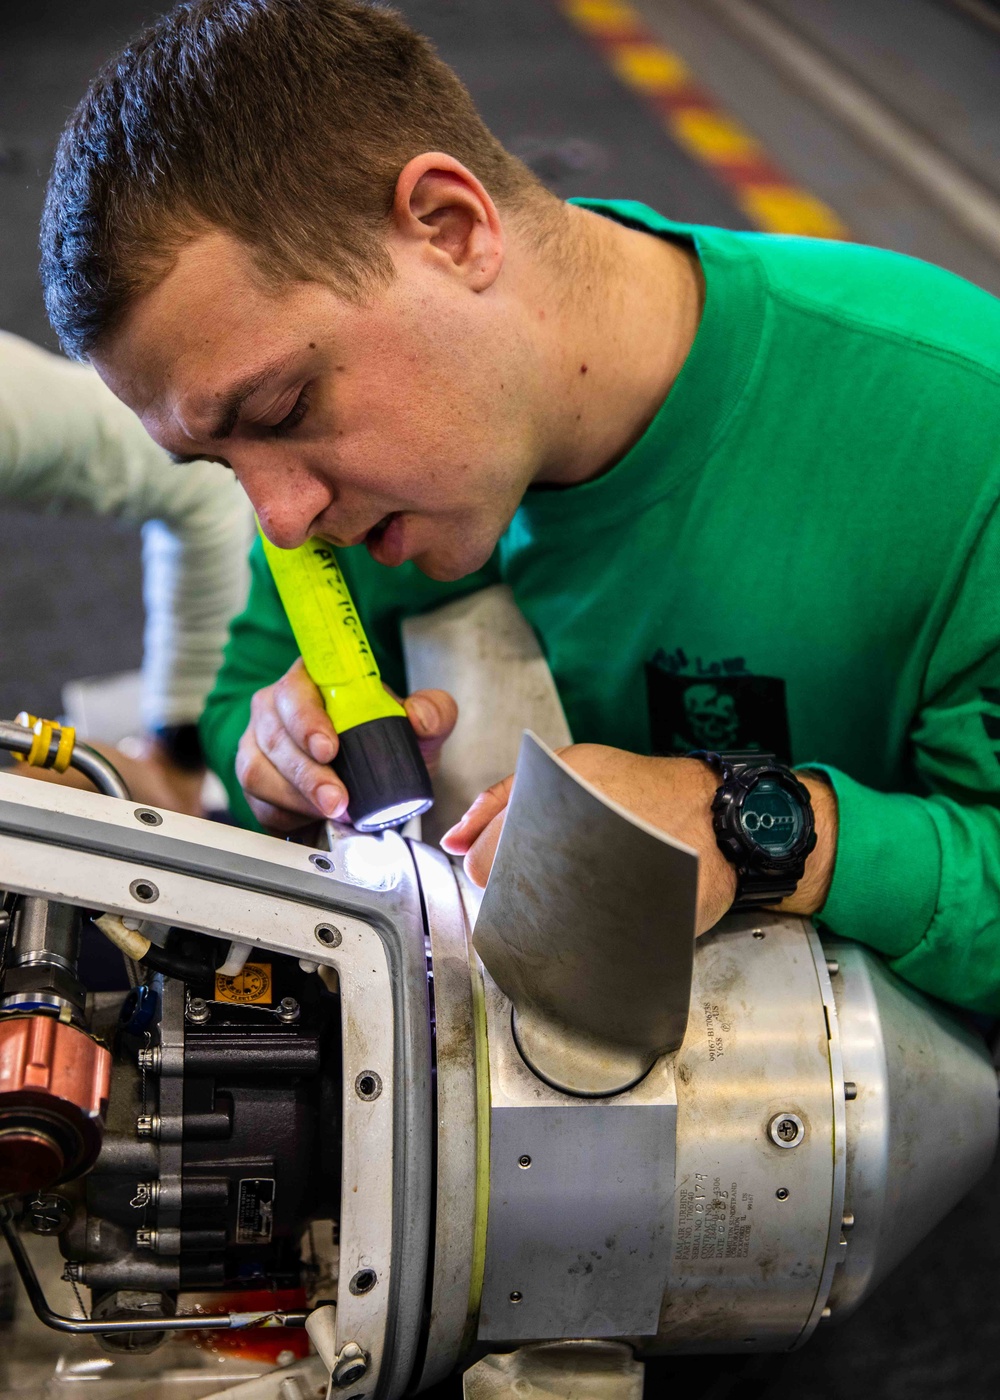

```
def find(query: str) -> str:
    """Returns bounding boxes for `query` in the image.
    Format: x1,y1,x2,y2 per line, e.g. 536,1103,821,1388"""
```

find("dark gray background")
2,1,999,1395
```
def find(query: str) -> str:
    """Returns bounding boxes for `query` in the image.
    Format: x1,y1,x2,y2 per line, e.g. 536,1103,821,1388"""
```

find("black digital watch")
152,723,205,773
688,750,816,910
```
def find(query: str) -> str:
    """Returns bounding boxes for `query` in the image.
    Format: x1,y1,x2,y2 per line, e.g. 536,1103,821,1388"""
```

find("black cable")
138,943,217,985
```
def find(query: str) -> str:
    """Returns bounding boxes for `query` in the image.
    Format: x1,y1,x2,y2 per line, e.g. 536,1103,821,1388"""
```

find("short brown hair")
41,0,544,357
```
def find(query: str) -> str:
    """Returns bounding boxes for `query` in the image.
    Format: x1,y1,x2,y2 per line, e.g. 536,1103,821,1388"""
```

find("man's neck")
525,202,704,488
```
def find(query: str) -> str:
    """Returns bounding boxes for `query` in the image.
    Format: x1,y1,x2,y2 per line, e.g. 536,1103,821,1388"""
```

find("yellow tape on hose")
260,531,404,735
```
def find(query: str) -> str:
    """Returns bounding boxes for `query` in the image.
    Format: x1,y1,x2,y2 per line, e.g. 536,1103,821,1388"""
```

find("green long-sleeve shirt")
203,200,1000,1013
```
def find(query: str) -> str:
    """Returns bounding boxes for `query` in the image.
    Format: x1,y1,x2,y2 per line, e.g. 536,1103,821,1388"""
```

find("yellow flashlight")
260,531,433,832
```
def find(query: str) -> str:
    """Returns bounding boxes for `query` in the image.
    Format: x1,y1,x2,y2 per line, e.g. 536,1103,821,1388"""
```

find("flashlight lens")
354,797,433,833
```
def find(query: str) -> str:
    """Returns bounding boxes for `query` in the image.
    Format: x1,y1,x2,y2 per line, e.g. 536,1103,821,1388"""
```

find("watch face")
738,778,804,858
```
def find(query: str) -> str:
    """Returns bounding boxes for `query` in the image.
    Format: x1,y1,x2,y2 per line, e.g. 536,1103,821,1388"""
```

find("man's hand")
237,657,457,832
441,744,838,936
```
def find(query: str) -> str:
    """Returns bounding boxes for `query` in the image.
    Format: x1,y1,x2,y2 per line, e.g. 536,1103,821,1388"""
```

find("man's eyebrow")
204,356,296,442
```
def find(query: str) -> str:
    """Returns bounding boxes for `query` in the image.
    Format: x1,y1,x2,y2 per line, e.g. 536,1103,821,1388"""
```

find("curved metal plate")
473,734,698,1095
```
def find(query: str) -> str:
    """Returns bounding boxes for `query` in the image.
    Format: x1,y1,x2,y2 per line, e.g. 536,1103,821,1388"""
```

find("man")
40,0,1000,1009
0,329,252,812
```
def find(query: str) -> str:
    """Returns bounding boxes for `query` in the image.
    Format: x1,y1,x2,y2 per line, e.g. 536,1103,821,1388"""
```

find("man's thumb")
405,689,458,757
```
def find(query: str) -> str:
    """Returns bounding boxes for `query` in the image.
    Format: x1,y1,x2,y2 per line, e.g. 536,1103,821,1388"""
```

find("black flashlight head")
333,715,434,833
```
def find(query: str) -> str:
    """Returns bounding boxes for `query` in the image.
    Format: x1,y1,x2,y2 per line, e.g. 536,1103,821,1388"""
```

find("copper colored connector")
0,1016,111,1197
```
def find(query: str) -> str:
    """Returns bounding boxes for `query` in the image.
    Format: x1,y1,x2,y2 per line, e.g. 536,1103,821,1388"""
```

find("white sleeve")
0,331,254,729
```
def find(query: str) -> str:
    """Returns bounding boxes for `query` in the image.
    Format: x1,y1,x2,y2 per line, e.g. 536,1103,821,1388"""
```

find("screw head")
332,1342,368,1388
752,929,766,940
349,1268,377,1296
136,1114,158,1139
518,1154,532,1169
134,808,163,827
768,1112,805,1149
355,1070,382,1101
314,923,342,947
309,854,334,874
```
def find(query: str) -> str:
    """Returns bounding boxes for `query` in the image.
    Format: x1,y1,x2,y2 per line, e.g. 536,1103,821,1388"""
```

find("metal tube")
0,1206,307,1335
0,721,130,801
13,898,80,969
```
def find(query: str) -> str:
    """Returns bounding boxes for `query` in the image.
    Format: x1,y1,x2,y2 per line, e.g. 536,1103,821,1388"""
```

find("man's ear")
390,152,504,292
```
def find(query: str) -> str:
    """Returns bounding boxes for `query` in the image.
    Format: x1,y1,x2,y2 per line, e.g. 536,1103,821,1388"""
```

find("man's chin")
411,542,493,583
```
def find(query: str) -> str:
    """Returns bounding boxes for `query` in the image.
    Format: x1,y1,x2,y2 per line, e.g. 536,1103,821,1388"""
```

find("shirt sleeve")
200,537,300,829
0,331,253,728
810,486,1000,1013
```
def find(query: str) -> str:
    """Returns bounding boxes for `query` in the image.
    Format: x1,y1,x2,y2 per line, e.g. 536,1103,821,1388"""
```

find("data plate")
237,1177,276,1244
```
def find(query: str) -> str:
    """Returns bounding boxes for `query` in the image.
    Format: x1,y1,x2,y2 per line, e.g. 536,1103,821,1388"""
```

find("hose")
0,717,129,800
94,915,217,986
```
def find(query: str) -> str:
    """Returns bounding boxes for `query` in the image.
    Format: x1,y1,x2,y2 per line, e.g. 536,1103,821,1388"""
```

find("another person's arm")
0,331,253,806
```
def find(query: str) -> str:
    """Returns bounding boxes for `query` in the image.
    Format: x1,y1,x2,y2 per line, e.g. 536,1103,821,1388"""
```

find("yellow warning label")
215,963,273,1005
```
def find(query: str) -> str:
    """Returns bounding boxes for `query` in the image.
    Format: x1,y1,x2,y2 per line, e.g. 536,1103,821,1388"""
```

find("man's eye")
270,390,310,436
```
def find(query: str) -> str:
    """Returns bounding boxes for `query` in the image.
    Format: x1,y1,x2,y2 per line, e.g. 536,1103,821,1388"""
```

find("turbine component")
0,735,994,1399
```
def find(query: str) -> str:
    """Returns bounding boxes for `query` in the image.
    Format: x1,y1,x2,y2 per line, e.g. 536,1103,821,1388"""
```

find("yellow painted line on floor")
559,0,849,239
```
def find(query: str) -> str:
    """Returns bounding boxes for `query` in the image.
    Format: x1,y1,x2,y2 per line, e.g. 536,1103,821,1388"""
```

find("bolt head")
332,1343,368,1387
27,1193,72,1234
185,997,211,1025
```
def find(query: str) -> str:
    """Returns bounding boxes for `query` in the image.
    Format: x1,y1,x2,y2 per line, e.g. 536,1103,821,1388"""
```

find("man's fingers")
236,727,346,827
273,657,339,764
440,772,514,855
404,688,458,767
463,811,506,887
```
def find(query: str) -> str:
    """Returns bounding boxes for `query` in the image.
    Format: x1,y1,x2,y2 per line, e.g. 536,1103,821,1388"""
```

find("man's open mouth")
365,512,398,545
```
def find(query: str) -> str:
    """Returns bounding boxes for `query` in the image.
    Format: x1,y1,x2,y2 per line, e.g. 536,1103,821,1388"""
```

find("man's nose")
233,455,332,550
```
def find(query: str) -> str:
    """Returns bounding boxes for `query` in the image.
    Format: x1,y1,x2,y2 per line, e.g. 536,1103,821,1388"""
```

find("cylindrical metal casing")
12,898,80,971
654,915,843,1352
419,893,999,1378
823,936,999,1317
